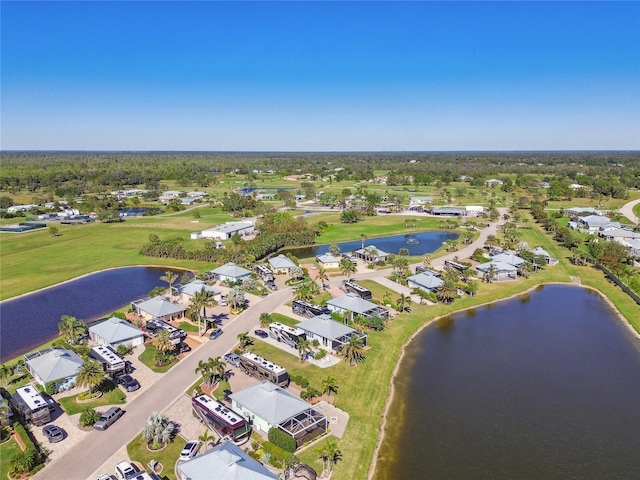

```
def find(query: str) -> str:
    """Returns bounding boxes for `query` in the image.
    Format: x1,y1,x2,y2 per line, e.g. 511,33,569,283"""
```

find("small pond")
375,285,640,479
280,231,459,259
0,267,184,362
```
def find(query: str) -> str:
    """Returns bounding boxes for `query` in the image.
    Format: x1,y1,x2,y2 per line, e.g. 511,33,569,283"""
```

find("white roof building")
200,221,254,241
268,254,297,273
407,272,445,292
476,261,518,281
177,441,278,480
178,280,222,301
25,348,84,387
89,317,145,347
298,313,367,352
316,253,340,268
326,293,389,319
208,262,252,283
132,296,186,321
490,253,526,268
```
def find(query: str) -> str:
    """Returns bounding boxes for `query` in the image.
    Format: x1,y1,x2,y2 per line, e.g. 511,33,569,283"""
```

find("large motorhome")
191,394,250,444
268,322,306,348
89,345,125,377
11,386,54,426
239,352,289,387
292,299,330,318
144,319,186,346
342,280,372,300
255,264,274,282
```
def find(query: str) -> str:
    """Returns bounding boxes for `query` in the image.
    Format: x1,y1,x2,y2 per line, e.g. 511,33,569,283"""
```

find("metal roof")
530,247,551,258
407,272,444,290
490,253,526,267
177,441,278,480
89,317,144,344
476,261,519,273
209,262,252,279
135,296,186,317
316,253,339,264
229,381,313,426
202,221,254,235
268,254,296,269
327,293,380,314
298,314,356,341
26,348,83,383
179,280,221,297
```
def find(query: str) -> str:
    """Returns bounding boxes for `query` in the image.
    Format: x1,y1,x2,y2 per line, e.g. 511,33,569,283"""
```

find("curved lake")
0,267,182,362
375,285,640,479
281,231,459,259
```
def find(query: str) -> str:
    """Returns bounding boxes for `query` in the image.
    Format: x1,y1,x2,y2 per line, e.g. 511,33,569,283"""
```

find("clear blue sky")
2,1,639,151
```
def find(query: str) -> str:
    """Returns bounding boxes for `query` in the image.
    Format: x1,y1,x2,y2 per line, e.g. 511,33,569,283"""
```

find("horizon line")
3,149,640,154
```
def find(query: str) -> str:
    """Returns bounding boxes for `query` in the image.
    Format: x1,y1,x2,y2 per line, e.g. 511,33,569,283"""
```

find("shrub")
44,381,59,395
267,428,297,453
299,378,309,389
290,375,301,385
109,311,127,320
79,407,100,427
314,349,327,360
116,344,133,356
311,339,320,347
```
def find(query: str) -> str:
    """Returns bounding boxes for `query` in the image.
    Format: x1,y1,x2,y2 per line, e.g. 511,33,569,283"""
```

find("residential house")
476,261,518,281
207,262,252,283
485,179,504,187
489,253,526,269
131,296,186,322
229,381,327,447
407,272,444,293
465,206,484,215
298,314,368,352
571,215,618,234
268,254,297,274
326,293,389,320
599,228,640,243
177,280,222,303
89,317,145,348
177,441,278,480
199,221,254,241
25,348,84,390
530,247,552,264
316,253,340,269
353,246,389,264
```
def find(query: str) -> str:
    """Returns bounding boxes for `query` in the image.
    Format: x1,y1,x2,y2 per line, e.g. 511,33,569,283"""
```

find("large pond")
375,285,640,479
281,231,459,259
0,267,183,362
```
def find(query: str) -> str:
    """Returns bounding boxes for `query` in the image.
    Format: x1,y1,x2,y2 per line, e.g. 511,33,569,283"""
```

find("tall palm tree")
191,289,218,335
160,270,178,298
316,266,329,286
209,356,227,385
398,247,409,257
199,428,216,451
296,338,313,363
363,246,379,263
75,360,105,393
486,263,497,283
153,329,174,365
396,293,413,313
237,332,253,351
317,440,342,475
360,233,367,250
321,375,339,397
228,286,246,311
58,315,87,344
329,244,341,257
421,254,432,268
195,359,213,388
342,335,366,366
339,258,356,278
0,364,13,386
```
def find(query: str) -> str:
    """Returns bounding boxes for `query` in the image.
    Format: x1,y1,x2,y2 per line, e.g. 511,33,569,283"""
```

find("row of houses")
567,214,640,257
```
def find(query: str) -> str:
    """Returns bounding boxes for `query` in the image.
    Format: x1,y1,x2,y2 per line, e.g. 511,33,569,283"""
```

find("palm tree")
421,254,432,268
329,244,340,257
396,293,412,312
321,375,339,397
360,233,367,250
464,279,479,297
0,364,12,386
316,266,329,286
436,282,457,304
398,247,409,257
296,338,313,363
153,329,174,365
317,440,342,476
259,313,272,327
237,332,253,351
199,428,216,451
520,264,530,279
342,335,366,366
363,246,379,264
382,291,393,306
209,356,227,385
195,359,213,388
58,315,87,344
486,263,497,283
191,289,218,336
339,258,357,278
160,270,178,298
228,286,246,311
75,360,105,393
142,412,175,448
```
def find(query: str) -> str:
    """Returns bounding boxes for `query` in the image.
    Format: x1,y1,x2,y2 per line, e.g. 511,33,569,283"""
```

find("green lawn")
139,346,178,373
58,381,127,416
358,279,400,306
269,313,300,328
0,437,22,479
178,321,199,333
127,432,184,480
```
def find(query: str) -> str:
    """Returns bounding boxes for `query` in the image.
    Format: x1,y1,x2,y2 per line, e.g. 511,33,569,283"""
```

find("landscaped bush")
314,349,327,360
299,378,309,389
109,311,127,320
261,441,294,463
44,381,59,395
79,407,100,427
267,428,296,453
311,339,320,347
117,343,133,356
290,375,301,385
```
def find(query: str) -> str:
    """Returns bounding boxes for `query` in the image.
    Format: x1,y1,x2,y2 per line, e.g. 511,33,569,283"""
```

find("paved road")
619,198,640,225
36,288,294,480
37,210,505,480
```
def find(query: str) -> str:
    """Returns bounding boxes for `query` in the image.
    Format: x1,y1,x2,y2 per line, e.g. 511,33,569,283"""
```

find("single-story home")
25,348,84,390
200,221,254,241
230,381,327,447
298,314,368,352
432,207,464,216
409,196,433,205
268,254,297,274
207,262,252,283
489,253,526,269
89,317,145,347
131,296,186,322
476,261,518,281
353,246,389,264
530,247,552,264
177,441,278,480
571,215,617,234
177,280,222,303
485,179,504,186
407,272,444,293
599,228,640,243
619,238,640,257
326,293,389,320
316,253,340,269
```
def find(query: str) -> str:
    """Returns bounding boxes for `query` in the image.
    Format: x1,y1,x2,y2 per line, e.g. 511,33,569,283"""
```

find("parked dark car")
266,282,278,291
209,327,223,340
174,342,191,354
117,375,140,392
42,424,64,443
254,329,269,339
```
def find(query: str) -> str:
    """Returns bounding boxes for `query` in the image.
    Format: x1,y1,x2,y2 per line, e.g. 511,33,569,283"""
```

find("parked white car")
179,440,201,461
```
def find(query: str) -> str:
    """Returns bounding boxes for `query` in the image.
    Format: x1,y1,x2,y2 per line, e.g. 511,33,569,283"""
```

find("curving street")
619,198,640,225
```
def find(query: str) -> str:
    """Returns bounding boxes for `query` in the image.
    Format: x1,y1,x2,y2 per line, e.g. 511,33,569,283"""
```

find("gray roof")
179,280,221,297
530,247,551,258
432,207,464,214
316,253,339,264
578,215,614,227
407,272,444,290
490,253,526,267
354,246,389,258
230,381,313,426
476,261,519,273
268,254,296,270
204,221,253,235
209,262,252,279
135,296,186,317
601,228,640,239
89,317,144,344
298,314,356,341
327,293,380,314
26,349,83,383
177,441,278,480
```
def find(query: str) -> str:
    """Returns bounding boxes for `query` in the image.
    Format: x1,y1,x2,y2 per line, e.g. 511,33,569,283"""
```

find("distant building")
485,179,504,187
432,207,464,216
326,293,389,320
177,280,222,303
